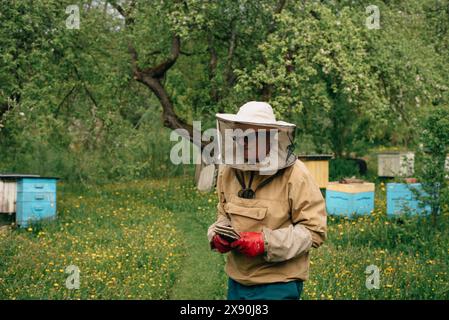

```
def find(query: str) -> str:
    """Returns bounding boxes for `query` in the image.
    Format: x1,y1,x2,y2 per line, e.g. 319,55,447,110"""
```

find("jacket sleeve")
262,165,327,262
262,224,312,262
207,166,231,243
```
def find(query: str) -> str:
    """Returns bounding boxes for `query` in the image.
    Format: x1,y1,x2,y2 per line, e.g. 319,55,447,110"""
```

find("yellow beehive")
298,155,333,188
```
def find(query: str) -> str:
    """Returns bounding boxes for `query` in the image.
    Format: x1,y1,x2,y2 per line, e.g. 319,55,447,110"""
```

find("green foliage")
414,106,449,225
0,111,192,184
1,1,448,181
329,158,361,181
235,1,449,156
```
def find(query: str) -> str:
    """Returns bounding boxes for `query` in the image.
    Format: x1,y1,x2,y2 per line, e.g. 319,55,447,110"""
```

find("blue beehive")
16,177,58,227
386,183,430,215
326,182,375,216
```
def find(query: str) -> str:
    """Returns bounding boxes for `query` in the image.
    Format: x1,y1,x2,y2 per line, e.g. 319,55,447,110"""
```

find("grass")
0,180,185,299
0,176,448,299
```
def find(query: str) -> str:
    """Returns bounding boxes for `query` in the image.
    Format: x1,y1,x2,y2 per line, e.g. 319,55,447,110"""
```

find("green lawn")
0,176,448,299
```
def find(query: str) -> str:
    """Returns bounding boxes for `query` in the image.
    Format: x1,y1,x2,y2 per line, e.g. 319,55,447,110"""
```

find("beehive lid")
377,151,414,155
0,174,40,180
297,154,333,161
326,181,375,193
0,174,59,180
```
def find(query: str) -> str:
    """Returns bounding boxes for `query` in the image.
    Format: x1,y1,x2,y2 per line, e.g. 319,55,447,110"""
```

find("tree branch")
142,36,181,79
110,0,136,25
54,85,77,118
72,65,100,111
208,34,219,104
112,1,204,149
275,0,288,14
180,49,206,56
225,19,238,87
137,74,204,148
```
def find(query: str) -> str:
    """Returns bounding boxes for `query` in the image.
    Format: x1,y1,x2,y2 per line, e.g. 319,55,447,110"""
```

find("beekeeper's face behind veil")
216,101,297,175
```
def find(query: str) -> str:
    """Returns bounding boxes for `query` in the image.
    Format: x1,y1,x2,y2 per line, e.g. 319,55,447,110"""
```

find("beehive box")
298,155,333,188
386,183,430,215
377,151,414,177
0,180,17,213
0,174,40,214
326,182,375,216
16,177,58,227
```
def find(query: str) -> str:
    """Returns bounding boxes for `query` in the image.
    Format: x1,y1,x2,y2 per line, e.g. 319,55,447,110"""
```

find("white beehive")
0,180,17,213
378,151,415,177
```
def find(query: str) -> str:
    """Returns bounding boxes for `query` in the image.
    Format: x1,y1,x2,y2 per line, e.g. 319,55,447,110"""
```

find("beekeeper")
207,101,327,300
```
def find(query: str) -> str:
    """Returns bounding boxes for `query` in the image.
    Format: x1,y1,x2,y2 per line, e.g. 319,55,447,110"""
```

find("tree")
234,0,449,157
235,3,381,157
108,0,288,149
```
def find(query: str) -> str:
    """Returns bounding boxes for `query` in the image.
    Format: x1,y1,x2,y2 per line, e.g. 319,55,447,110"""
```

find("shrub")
414,106,449,226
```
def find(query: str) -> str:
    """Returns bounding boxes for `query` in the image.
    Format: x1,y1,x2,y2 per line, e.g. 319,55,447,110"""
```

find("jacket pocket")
225,202,267,233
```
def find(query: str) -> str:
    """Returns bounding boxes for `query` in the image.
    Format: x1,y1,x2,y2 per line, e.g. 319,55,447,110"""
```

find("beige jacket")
207,159,327,286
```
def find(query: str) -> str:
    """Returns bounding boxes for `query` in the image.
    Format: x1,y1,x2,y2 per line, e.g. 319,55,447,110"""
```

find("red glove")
231,232,265,257
211,234,232,253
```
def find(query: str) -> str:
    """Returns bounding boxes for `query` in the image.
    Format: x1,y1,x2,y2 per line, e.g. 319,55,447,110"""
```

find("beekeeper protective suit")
207,101,327,300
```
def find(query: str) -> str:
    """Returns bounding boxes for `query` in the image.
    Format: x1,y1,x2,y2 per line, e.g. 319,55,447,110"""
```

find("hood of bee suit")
215,101,297,175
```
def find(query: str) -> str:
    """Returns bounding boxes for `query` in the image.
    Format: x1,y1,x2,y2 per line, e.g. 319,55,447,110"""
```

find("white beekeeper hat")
216,101,296,128
215,101,297,173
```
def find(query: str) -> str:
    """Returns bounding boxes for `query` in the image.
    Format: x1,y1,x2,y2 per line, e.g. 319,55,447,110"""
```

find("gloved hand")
211,234,233,253
231,232,265,257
